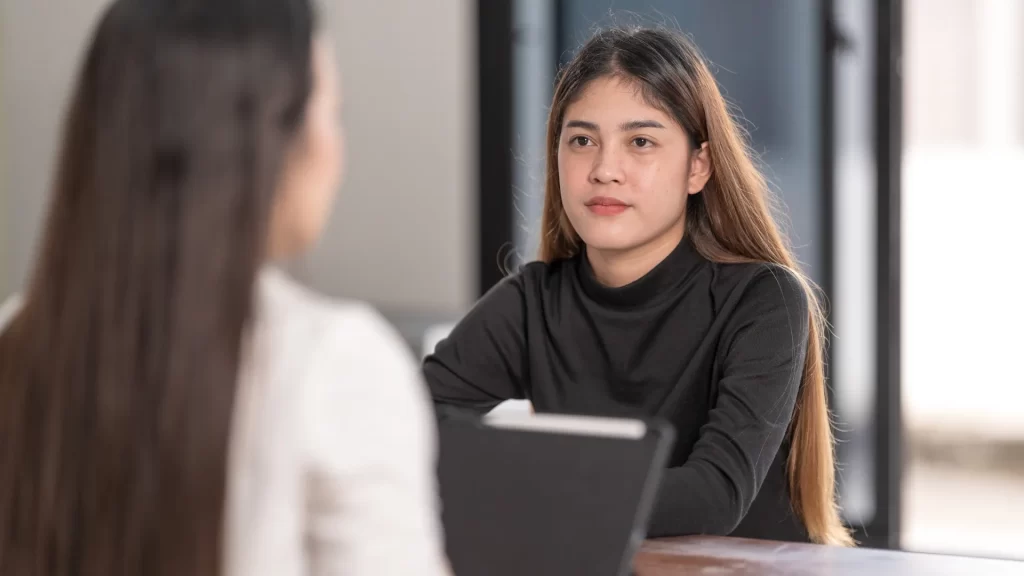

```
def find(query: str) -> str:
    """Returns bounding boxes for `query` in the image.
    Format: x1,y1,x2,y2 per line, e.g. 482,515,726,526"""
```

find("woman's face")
268,36,344,259
557,75,710,257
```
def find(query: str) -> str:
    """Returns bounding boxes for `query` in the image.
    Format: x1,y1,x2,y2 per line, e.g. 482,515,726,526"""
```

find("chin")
577,230,646,253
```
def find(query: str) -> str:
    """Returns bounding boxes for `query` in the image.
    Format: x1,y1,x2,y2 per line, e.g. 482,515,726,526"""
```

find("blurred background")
2,0,1022,560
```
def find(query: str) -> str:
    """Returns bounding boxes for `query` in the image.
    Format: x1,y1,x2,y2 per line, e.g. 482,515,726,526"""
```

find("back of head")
0,0,315,573
540,26,852,546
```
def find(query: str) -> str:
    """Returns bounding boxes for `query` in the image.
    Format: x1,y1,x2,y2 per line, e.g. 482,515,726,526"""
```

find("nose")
589,146,625,185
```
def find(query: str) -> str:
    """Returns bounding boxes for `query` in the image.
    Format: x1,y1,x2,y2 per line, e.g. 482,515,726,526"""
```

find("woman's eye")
633,137,651,148
571,136,591,146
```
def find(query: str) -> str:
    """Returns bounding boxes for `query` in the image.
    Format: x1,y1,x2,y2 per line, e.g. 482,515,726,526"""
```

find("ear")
686,142,712,195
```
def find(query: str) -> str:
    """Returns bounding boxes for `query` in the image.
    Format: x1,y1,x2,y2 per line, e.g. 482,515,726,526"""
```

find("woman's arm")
304,305,452,575
423,275,529,415
647,267,809,537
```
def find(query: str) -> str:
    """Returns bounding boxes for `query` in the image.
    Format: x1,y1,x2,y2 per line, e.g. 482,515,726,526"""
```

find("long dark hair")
540,26,852,546
0,0,315,573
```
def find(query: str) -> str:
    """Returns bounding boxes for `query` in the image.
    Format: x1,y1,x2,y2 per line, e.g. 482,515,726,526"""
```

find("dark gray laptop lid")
437,412,675,576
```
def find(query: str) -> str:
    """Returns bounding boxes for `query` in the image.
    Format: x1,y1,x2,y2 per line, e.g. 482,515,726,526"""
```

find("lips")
585,196,629,207
585,196,630,216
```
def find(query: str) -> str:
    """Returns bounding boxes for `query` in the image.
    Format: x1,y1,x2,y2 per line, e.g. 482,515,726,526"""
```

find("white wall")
0,0,477,315
295,0,476,313
1,0,111,297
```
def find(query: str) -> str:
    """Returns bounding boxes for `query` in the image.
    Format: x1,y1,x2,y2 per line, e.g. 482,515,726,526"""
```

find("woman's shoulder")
259,267,394,334
258,267,375,321
709,259,805,293
708,260,810,317
254,267,434,459
238,271,445,575
257,267,420,384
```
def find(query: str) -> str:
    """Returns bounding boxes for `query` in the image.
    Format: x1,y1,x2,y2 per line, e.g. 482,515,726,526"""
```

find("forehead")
563,76,673,127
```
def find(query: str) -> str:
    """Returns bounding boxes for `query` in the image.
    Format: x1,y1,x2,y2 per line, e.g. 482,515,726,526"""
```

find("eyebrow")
620,119,666,131
565,120,600,131
564,119,667,131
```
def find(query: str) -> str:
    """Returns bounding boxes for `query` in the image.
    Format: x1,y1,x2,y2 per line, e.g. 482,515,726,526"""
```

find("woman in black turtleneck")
424,27,853,547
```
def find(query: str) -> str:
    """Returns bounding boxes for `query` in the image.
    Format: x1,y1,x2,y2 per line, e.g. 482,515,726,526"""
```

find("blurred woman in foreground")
0,1,449,574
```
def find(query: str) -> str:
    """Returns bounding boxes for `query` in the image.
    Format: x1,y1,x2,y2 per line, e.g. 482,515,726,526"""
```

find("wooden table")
634,536,1024,575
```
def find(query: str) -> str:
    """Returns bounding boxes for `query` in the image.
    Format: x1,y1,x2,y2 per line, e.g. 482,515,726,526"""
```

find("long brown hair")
540,26,853,546
0,0,315,573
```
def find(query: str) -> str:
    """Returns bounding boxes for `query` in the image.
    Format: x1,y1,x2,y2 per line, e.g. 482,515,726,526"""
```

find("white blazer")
0,269,451,576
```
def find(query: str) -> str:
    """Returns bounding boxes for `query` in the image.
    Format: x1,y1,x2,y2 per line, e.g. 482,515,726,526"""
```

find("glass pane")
901,0,1024,559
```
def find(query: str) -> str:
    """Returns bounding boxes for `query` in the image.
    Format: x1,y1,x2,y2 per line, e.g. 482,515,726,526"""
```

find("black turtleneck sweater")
423,236,811,542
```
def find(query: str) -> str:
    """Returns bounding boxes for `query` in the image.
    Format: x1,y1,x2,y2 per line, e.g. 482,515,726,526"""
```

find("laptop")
436,411,675,576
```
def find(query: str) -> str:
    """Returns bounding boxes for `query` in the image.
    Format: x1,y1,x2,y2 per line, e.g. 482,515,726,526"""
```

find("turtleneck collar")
577,234,704,309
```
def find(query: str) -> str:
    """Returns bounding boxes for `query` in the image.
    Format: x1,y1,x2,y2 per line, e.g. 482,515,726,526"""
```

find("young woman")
425,26,853,546
0,1,450,574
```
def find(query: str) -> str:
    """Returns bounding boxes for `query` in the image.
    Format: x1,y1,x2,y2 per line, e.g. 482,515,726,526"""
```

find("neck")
585,225,684,288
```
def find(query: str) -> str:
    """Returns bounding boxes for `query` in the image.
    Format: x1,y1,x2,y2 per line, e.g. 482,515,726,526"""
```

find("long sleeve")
423,275,529,415
303,305,451,576
647,267,808,537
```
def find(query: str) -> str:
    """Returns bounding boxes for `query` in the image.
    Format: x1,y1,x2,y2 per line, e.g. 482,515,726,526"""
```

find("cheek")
557,152,589,199
635,161,685,208
308,118,343,191
287,130,340,238
320,122,343,189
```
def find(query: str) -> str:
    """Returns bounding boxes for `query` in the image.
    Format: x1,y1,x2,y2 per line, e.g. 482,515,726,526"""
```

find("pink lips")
585,196,630,216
